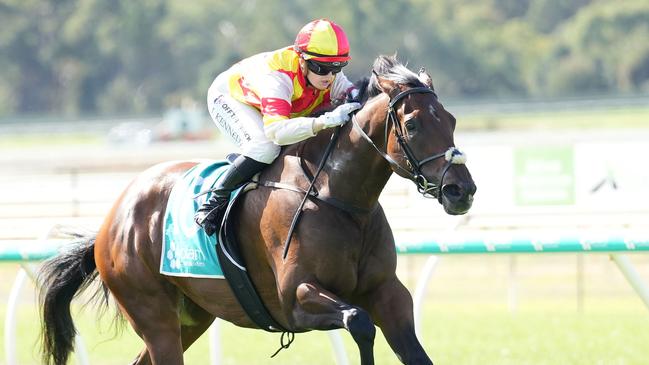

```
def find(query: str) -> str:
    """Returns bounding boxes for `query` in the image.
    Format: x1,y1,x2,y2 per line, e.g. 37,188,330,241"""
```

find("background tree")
0,0,647,116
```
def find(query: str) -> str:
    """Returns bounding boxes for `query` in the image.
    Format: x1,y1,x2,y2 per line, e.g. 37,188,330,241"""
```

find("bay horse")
38,55,476,365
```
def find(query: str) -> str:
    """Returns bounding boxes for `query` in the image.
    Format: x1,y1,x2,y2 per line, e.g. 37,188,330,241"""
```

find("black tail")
38,232,103,365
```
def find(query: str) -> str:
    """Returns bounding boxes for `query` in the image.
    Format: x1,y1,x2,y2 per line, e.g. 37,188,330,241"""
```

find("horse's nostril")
465,182,477,196
442,184,462,200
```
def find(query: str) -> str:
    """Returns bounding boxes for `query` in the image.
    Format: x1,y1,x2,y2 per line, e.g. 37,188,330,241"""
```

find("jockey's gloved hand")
313,102,361,132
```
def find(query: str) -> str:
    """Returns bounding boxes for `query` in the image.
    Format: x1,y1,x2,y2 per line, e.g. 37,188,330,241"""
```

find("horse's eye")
405,121,416,131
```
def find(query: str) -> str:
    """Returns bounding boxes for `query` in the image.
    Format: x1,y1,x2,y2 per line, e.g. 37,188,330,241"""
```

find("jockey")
195,19,361,235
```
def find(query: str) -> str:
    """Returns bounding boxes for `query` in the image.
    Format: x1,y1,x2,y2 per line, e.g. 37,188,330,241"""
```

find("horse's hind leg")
117,290,184,365
129,297,215,365
292,282,376,365
100,258,185,365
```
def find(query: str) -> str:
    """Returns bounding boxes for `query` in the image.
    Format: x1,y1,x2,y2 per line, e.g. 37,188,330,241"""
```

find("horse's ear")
418,67,434,89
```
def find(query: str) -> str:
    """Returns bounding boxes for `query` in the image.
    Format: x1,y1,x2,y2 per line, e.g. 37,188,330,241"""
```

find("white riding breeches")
206,72,281,164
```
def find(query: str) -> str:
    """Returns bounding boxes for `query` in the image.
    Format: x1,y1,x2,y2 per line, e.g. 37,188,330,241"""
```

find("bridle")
351,86,467,201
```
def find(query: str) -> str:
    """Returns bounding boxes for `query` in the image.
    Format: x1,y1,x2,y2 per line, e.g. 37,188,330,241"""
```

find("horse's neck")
319,96,393,211
269,96,393,212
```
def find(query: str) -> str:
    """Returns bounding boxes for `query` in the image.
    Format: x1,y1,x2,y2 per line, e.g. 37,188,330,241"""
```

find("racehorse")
38,55,476,365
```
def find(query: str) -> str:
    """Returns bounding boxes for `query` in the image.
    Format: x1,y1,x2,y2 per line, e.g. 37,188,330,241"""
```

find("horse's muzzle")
441,181,476,215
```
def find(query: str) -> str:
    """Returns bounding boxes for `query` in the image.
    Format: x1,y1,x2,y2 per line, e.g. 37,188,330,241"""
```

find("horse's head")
360,55,476,215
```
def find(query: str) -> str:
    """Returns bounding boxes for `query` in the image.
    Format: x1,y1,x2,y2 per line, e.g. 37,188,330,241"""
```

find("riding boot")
194,155,268,236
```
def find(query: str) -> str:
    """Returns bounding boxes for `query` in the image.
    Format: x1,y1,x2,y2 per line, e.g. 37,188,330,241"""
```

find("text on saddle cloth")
161,161,237,278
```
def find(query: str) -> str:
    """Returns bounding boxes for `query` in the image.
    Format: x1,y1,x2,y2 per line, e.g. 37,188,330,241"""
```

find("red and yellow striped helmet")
294,19,351,63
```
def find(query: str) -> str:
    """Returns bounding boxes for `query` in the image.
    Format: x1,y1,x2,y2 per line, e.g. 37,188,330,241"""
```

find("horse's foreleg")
366,278,433,365
292,282,376,365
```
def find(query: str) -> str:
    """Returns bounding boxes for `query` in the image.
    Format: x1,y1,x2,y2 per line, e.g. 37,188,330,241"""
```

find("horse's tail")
38,229,105,365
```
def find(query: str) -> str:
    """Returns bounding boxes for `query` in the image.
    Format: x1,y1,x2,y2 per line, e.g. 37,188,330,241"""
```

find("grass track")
2,254,649,365
2,299,648,365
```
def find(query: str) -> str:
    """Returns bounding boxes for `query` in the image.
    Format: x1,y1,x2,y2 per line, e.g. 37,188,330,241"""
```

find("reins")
281,127,341,261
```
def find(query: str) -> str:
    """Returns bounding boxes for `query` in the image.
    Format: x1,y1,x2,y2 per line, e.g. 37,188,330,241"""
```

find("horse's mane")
354,54,427,102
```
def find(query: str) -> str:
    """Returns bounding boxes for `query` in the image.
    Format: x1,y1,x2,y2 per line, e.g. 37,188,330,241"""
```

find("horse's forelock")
368,54,425,96
372,54,398,76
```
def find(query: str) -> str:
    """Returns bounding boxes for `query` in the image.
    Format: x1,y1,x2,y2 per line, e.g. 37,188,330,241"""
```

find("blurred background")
1,0,648,364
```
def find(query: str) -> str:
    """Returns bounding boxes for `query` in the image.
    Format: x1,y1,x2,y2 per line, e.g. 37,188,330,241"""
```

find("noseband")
351,86,467,201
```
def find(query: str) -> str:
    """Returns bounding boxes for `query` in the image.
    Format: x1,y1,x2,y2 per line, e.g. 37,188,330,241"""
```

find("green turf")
2,300,648,365
424,301,649,365
2,255,649,365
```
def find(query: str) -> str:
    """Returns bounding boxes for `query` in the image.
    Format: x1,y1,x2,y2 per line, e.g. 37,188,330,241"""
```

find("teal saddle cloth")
160,161,242,279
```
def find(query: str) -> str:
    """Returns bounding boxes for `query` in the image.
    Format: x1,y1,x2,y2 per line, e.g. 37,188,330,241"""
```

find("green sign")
514,146,575,206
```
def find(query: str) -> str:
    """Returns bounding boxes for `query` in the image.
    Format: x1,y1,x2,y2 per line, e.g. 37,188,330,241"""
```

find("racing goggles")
306,60,347,75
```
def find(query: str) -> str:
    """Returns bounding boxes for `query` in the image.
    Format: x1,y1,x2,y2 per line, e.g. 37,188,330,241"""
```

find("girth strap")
258,180,374,215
